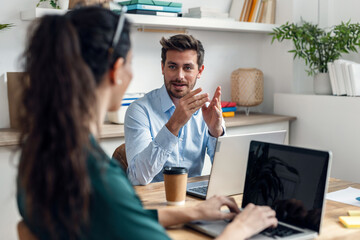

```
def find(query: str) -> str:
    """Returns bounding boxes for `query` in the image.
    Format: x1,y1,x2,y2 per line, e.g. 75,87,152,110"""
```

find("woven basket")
231,68,263,107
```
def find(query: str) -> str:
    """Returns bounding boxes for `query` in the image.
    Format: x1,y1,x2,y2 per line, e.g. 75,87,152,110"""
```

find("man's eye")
169,65,175,69
185,66,192,70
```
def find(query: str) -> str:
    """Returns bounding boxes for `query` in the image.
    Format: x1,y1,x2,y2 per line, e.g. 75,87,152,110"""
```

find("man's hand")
166,88,209,136
202,86,223,137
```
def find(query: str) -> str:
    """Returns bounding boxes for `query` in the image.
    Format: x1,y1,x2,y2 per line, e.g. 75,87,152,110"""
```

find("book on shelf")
341,61,353,96
221,101,237,108
118,0,182,8
222,107,237,112
229,0,246,21
349,62,360,96
222,112,235,117
249,0,261,22
328,59,360,96
327,62,338,95
333,60,347,95
243,0,253,22
125,4,181,12
127,9,181,17
233,0,275,23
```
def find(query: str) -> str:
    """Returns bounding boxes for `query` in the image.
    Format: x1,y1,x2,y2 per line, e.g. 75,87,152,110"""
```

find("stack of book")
108,93,145,124
221,101,237,118
118,0,182,17
184,7,230,20
229,0,276,23
328,59,360,96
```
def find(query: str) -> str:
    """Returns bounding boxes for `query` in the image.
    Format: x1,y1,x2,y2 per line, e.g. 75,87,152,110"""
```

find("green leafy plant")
0,23,14,31
37,0,60,9
270,20,360,76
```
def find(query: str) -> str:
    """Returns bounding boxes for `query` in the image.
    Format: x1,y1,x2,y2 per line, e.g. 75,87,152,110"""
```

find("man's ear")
197,65,205,78
161,61,165,75
110,57,125,85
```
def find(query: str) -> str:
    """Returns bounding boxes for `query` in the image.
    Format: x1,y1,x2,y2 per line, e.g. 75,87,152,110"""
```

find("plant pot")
314,72,332,95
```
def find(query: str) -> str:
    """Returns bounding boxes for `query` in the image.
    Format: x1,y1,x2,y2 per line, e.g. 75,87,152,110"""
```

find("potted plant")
271,20,360,94
37,0,69,9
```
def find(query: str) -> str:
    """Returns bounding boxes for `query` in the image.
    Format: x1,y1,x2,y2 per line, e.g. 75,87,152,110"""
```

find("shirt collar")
160,84,175,113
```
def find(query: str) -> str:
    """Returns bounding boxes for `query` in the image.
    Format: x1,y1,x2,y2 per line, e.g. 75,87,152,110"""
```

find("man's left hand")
202,86,224,137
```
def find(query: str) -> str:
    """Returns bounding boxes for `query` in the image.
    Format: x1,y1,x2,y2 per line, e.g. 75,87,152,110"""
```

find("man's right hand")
166,88,209,136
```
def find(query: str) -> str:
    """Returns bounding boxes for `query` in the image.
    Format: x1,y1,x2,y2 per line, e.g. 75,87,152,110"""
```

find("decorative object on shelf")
271,20,360,95
231,68,263,116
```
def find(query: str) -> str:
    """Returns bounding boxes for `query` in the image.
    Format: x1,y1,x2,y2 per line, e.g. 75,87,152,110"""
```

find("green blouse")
17,136,170,240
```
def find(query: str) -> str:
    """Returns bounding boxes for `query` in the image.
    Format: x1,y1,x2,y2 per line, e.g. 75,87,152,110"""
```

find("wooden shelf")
21,8,277,33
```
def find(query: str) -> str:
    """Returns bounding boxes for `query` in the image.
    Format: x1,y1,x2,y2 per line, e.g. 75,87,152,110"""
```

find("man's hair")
160,34,204,68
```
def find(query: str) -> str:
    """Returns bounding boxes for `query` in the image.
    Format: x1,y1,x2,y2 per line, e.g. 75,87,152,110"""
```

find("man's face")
162,50,204,99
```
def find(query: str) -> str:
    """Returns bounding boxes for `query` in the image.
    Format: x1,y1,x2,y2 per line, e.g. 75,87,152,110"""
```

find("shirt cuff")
154,126,178,153
208,126,225,138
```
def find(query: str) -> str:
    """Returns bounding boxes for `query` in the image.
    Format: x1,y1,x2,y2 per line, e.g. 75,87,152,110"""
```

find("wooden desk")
0,113,295,147
134,177,360,240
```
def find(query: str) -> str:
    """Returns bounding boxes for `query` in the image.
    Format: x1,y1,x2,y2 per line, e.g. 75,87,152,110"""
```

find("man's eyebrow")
167,61,178,65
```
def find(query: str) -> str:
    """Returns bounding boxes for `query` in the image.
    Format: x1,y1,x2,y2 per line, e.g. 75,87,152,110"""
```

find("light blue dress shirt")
124,85,225,185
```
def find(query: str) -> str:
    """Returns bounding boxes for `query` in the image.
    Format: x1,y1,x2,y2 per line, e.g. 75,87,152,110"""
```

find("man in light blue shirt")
125,34,225,185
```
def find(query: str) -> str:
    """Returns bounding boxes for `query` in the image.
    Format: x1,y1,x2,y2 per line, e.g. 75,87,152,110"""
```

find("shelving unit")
126,14,277,33
20,8,277,33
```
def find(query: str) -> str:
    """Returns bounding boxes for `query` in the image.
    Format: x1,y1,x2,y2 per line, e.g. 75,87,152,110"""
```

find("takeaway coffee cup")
163,167,188,205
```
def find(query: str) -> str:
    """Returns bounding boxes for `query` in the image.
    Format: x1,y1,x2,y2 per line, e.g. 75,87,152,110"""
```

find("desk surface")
0,113,295,147
134,176,360,240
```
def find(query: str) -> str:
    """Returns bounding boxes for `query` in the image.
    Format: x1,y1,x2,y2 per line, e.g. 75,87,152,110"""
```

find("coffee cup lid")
163,167,188,175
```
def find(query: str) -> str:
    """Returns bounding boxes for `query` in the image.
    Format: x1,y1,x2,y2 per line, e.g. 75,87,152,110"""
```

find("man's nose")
176,68,185,80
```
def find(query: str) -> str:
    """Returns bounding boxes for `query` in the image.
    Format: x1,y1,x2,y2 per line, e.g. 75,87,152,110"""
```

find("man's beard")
165,77,197,99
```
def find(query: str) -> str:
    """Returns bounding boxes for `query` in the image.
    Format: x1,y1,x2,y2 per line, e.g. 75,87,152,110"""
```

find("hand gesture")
166,88,209,136
202,86,223,137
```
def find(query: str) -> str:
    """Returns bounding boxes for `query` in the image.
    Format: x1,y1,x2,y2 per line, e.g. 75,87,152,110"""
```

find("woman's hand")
195,195,240,221
218,203,278,240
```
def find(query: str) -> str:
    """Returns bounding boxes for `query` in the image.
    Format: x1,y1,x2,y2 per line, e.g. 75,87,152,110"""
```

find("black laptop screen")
241,141,330,233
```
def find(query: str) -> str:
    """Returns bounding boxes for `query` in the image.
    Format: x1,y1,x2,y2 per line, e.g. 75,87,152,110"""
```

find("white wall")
273,0,360,184
274,93,360,183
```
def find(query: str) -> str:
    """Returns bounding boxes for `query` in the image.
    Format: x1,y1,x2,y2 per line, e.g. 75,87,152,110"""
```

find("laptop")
186,131,287,199
187,141,332,239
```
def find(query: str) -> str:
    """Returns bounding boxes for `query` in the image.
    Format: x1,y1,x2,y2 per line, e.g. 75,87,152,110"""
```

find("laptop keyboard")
189,186,208,194
261,224,302,238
